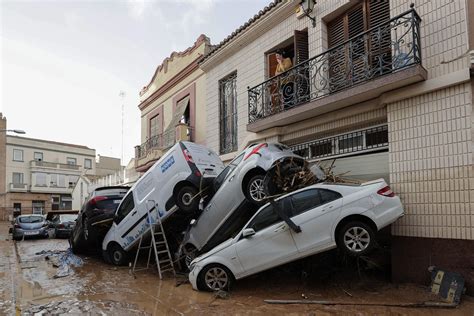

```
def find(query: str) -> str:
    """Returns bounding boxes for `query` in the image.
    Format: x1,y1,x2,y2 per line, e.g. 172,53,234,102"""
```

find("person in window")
274,49,294,110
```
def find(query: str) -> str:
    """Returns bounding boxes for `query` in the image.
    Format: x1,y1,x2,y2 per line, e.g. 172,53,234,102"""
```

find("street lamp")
300,0,316,27
0,129,26,134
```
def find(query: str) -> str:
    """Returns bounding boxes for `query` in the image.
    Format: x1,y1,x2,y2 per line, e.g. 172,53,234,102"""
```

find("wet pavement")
1,221,474,315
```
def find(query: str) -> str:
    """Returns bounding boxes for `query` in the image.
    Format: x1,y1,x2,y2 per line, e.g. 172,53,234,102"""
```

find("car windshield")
60,215,77,222
19,216,44,223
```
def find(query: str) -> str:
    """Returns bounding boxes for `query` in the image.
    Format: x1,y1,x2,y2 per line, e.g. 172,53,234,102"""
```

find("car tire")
83,217,90,241
108,243,128,266
337,221,375,256
197,264,234,292
245,174,266,205
176,185,199,212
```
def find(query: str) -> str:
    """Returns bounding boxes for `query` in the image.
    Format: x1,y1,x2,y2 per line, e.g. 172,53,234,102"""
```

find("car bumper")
13,228,49,239
188,264,202,291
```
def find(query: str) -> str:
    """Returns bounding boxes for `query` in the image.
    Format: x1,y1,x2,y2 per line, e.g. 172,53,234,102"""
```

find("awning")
163,95,190,147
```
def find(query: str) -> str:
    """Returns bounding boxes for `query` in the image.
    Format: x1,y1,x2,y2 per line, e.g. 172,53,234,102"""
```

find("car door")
112,191,139,249
235,198,298,276
289,188,343,254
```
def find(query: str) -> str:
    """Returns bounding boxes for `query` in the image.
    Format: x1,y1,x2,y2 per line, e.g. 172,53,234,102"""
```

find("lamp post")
0,129,26,134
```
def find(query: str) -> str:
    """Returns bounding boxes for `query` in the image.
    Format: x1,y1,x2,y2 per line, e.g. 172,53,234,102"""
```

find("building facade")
135,34,213,172
200,0,474,288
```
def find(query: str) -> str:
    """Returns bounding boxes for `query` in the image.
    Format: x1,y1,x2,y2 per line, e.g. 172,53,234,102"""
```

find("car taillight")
377,186,395,197
244,143,268,160
88,196,108,207
182,149,195,164
58,224,65,228
14,224,20,228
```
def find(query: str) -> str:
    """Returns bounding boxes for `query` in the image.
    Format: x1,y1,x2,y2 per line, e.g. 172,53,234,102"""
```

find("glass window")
32,201,45,215
290,189,323,217
58,175,66,187
67,157,76,165
12,173,24,184
34,152,43,161
366,128,388,148
149,114,162,138
247,198,291,232
50,174,58,187
36,173,47,186
213,153,244,192
338,134,363,152
319,189,342,204
84,159,92,169
115,192,135,224
219,72,238,154
13,149,23,161
310,140,333,158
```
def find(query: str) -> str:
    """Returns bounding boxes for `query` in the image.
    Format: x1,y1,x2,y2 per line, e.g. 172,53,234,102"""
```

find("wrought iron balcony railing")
248,8,421,124
135,126,194,159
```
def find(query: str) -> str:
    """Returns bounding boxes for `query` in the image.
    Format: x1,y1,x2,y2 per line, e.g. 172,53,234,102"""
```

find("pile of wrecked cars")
70,140,404,292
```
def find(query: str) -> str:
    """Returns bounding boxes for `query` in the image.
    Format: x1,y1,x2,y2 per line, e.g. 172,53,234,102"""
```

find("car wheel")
176,185,199,212
108,243,128,266
245,174,266,205
197,264,234,292
337,221,375,256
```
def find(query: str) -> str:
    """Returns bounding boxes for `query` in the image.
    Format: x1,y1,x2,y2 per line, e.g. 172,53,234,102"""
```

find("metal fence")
290,125,389,161
248,8,421,123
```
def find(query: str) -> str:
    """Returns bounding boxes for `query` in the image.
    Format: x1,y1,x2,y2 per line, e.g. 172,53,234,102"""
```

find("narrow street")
0,222,472,315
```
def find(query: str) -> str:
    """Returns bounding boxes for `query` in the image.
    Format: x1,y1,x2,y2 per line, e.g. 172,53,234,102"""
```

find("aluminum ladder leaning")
131,200,176,279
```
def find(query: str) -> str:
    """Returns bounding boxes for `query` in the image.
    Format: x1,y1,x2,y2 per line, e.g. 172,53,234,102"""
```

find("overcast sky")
0,0,268,165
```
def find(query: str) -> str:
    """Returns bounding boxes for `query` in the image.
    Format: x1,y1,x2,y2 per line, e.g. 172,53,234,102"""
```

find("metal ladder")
131,200,176,279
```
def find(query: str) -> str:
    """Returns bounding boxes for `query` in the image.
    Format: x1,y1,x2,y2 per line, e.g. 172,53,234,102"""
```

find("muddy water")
2,225,474,315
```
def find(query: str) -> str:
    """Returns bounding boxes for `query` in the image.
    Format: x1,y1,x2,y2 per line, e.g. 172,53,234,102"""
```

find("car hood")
192,238,234,263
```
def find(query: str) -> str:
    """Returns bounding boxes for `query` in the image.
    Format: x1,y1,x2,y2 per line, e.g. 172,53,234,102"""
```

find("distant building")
0,113,123,219
90,158,140,190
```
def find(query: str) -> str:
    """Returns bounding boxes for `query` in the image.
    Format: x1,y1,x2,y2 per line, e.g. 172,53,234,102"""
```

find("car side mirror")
190,219,197,226
242,228,255,238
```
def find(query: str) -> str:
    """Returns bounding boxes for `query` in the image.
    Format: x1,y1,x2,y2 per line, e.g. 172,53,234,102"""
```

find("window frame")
12,172,24,185
66,157,77,165
34,152,43,161
218,71,238,155
13,149,23,162
84,158,92,169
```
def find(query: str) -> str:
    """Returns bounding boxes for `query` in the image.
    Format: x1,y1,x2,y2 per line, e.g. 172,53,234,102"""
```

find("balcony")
30,160,82,173
9,183,28,192
247,9,426,132
135,124,192,172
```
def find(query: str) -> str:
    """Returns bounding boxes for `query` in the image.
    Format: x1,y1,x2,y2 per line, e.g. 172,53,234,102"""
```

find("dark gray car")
12,215,49,240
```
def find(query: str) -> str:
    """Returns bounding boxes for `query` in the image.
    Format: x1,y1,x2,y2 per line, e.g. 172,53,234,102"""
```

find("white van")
102,141,224,265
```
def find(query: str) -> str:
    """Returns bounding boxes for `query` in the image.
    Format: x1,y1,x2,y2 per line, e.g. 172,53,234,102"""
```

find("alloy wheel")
249,178,266,201
343,226,370,252
182,192,193,206
204,267,228,291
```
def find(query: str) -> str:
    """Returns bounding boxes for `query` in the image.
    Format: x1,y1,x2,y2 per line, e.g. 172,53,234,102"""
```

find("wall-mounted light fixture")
300,0,316,27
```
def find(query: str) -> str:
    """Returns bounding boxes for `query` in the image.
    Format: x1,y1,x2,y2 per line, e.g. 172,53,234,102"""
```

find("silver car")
180,142,305,264
12,215,49,240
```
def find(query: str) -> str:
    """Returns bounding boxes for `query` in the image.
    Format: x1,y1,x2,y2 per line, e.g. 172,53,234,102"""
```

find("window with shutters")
327,0,391,89
219,72,238,154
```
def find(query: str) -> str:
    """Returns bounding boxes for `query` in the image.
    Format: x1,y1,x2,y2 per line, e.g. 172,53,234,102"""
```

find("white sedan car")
188,179,404,291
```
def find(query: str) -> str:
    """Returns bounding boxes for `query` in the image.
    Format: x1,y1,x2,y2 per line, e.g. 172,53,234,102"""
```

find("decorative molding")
140,34,210,97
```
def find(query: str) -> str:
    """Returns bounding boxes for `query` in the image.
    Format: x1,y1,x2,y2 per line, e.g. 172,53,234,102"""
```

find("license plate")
24,231,38,235
114,200,121,204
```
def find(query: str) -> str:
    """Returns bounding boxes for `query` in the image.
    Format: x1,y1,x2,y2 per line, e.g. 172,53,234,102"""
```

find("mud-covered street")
0,222,473,315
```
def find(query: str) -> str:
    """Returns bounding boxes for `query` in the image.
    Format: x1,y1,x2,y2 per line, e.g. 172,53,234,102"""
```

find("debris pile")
36,249,83,278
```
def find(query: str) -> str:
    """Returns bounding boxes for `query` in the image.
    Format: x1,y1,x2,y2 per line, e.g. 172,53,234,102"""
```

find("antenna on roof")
119,91,126,165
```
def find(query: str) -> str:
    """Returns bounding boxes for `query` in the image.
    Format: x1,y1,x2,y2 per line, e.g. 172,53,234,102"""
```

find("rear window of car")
59,215,78,222
19,216,44,223
92,188,129,197
87,198,122,211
